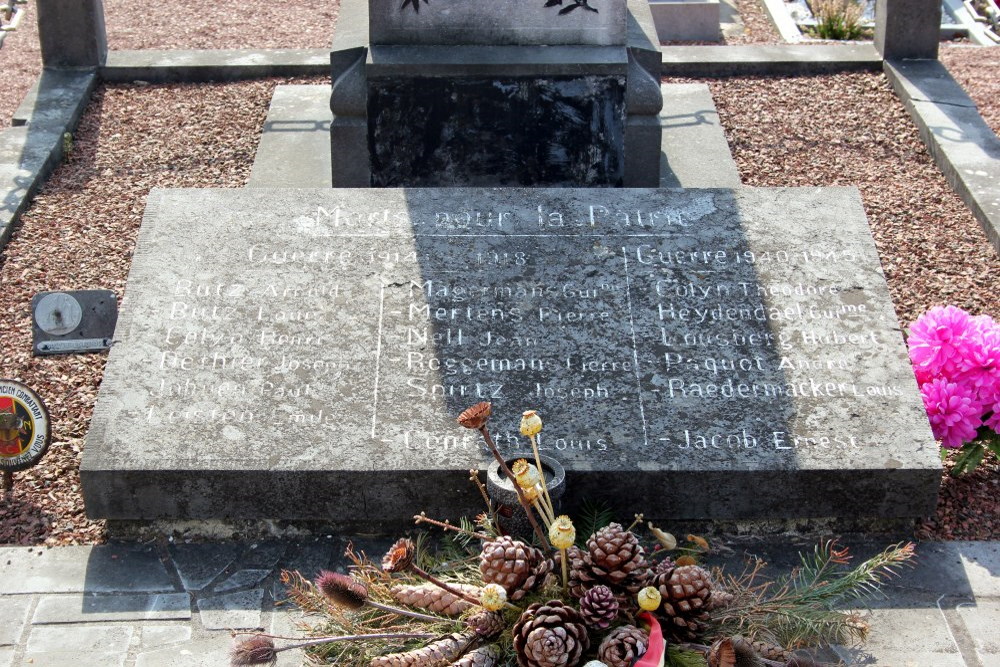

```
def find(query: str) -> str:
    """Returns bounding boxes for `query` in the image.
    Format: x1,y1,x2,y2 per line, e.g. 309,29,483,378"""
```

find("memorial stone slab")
81,187,940,527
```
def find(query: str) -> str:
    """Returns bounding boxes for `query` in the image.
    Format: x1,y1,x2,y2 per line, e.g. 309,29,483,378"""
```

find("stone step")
248,84,740,189
247,85,332,188
659,82,740,188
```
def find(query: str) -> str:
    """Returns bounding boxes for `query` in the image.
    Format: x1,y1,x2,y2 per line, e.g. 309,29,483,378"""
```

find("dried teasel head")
315,570,368,609
457,402,492,429
230,635,277,667
382,538,416,573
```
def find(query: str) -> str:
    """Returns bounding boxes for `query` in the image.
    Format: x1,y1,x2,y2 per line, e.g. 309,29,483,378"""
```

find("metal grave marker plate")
32,289,118,355
81,187,939,527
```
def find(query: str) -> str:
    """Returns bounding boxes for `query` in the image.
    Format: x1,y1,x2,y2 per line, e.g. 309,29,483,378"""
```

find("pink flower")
920,378,982,449
956,317,1000,403
986,405,1000,434
908,306,976,380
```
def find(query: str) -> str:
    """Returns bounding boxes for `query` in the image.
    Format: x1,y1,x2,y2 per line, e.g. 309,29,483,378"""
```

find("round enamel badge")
0,379,51,473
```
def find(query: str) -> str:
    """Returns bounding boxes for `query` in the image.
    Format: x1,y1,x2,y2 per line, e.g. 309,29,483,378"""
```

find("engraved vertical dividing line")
371,284,386,439
621,247,649,448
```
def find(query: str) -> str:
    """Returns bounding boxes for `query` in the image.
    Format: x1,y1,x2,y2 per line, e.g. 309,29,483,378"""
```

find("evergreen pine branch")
710,542,914,648
575,498,615,546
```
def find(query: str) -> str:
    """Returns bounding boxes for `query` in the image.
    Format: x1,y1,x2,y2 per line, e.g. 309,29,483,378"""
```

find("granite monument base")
81,187,940,527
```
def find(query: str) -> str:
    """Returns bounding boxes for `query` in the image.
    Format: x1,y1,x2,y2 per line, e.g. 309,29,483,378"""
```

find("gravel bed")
940,43,1000,139
0,77,323,545
697,71,1000,540
1,5,999,545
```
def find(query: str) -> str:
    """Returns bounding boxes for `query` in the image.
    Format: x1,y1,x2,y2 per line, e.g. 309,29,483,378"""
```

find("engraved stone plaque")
81,188,940,527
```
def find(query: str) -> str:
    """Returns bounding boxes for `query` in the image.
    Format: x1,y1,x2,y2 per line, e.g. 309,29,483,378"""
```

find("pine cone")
480,536,552,602
579,585,619,630
512,600,590,667
652,564,712,641
370,632,475,667
709,587,735,611
570,523,652,600
708,637,764,667
450,645,501,667
597,624,648,667
655,556,676,575
466,610,506,639
392,583,480,616
748,639,789,661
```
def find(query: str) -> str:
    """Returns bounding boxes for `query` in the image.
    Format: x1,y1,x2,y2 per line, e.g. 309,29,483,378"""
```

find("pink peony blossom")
908,306,977,380
920,378,982,449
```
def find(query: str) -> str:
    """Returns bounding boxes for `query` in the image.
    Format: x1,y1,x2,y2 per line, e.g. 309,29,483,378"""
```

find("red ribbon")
634,611,665,667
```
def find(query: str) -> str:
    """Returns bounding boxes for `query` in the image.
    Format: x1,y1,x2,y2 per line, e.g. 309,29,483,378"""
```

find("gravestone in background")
329,0,663,187
81,187,940,529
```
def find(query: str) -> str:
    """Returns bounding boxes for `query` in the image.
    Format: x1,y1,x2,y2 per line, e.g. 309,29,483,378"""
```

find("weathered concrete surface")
101,49,329,83
876,0,942,61
369,0,628,46
35,0,107,67
659,83,739,188
884,59,1000,254
0,70,96,246
661,44,882,77
248,86,332,188
82,187,937,525
649,0,722,42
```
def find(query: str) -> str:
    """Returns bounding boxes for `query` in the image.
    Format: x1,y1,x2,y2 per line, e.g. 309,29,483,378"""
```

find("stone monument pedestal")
330,0,663,187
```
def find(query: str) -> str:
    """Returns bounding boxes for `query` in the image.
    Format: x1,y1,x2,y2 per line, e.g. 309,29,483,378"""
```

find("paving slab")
0,647,12,667
0,596,32,646
248,85,331,188
196,589,265,630
659,83,740,188
956,541,1000,598
833,606,967,666
25,624,134,666
139,625,193,650
168,543,241,591
215,569,272,593
135,637,232,667
0,545,174,594
957,599,1000,666
31,592,191,624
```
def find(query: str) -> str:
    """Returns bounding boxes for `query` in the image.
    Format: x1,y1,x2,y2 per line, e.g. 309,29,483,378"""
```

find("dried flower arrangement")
231,403,915,667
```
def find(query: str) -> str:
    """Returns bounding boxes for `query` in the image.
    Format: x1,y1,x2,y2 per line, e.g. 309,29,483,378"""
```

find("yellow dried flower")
548,515,576,550
520,410,543,436
480,583,507,611
637,586,662,612
512,458,541,490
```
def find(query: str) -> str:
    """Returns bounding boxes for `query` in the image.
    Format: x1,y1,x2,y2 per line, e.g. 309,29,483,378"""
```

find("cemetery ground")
0,3,997,550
